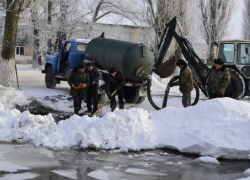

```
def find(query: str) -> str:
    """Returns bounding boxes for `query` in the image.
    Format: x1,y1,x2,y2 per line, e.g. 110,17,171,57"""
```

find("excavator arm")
154,17,210,95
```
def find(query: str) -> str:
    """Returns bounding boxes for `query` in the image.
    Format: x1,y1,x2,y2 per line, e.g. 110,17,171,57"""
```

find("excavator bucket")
153,58,176,78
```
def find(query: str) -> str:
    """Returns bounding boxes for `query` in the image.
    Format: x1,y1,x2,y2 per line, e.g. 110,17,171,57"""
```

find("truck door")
57,42,72,72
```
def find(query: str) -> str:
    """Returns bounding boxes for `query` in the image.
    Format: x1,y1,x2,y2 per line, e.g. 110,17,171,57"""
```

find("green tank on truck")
84,36,154,103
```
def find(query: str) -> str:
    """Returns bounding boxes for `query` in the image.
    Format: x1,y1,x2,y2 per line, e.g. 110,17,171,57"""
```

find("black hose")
147,76,200,110
146,77,161,110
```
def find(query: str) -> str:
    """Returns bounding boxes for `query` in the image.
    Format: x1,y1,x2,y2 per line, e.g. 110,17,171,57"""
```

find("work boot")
119,103,124,109
84,109,92,114
74,107,80,115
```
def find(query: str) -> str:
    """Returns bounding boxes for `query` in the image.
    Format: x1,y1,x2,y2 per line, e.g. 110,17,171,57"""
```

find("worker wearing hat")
104,67,125,111
170,59,194,107
68,63,89,114
207,58,230,99
85,62,102,114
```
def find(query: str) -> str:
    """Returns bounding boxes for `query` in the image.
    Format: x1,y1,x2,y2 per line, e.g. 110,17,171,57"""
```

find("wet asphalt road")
0,144,249,180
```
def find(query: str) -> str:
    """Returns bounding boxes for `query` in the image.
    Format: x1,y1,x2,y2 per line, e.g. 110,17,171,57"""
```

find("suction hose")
146,76,200,110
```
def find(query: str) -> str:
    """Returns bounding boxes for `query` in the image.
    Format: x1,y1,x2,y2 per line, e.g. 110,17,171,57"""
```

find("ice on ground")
125,168,167,176
195,156,220,164
0,152,30,172
51,169,77,179
87,169,109,180
0,172,39,180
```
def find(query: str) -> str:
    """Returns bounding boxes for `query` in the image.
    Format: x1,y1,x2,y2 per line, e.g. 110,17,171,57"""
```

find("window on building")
16,46,24,55
121,33,131,42
138,34,145,43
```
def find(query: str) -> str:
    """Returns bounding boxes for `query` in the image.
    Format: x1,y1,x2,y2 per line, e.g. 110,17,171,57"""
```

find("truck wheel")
124,87,140,103
45,66,57,89
224,68,245,99
136,96,146,104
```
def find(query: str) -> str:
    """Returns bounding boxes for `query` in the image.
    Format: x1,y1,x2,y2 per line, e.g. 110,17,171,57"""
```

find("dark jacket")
86,66,102,90
207,65,230,95
105,70,125,93
173,65,194,94
68,68,89,98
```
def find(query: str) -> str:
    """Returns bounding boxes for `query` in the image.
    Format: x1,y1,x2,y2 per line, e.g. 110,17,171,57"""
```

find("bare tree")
30,1,43,68
141,0,197,62
243,0,250,39
84,0,141,38
0,0,32,87
199,0,236,65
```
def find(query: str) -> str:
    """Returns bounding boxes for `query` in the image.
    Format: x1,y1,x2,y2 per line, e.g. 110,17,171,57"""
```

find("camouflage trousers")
182,93,191,108
208,92,224,99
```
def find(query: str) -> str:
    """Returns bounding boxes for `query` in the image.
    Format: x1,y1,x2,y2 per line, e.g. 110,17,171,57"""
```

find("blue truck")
41,36,155,104
42,39,90,88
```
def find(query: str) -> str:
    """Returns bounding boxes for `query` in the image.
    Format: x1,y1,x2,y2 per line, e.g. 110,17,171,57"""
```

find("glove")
107,93,111,100
72,84,80,89
79,83,86,89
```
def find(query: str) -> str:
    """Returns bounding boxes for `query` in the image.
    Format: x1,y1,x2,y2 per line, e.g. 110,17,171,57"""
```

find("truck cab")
42,39,90,88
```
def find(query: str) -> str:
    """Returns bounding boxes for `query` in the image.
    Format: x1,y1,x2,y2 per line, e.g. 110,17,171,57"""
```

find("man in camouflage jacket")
171,59,194,107
207,58,230,99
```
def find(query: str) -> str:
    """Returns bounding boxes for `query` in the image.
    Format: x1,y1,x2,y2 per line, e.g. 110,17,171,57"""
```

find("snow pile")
244,168,250,177
0,90,250,159
57,108,156,151
0,85,29,109
151,98,250,159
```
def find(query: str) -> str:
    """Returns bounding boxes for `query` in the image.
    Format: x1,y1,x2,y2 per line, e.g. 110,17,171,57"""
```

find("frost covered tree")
83,0,140,38
243,0,250,40
140,0,198,62
29,1,43,68
0,0,32,87
199,0,236,65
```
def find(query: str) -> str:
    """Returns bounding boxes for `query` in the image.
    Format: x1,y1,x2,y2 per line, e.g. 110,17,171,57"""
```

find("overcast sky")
226,0,243,40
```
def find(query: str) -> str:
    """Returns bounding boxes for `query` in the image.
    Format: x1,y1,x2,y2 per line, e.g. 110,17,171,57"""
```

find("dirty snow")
0,65,249,161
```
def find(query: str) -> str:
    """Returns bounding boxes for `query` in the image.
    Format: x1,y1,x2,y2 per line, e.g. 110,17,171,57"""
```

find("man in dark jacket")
86,62,102,114
207,58,230,99
171,59,194,107
68,63,89,114
105,67,125,111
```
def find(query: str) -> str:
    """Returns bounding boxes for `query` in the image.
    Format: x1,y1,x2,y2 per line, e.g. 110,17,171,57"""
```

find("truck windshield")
237,43,250,65
218,43,235,63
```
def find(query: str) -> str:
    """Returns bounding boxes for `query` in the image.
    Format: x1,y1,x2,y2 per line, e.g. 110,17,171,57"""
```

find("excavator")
148,17,249,110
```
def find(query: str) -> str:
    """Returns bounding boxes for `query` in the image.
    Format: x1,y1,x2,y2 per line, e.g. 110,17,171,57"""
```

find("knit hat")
86,62,93,67
176,59,187,66
78,63,85,69
109,67,117,73
214,58,224,65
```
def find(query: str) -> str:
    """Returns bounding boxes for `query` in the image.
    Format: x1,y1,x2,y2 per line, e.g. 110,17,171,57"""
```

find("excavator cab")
216,40,250,98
